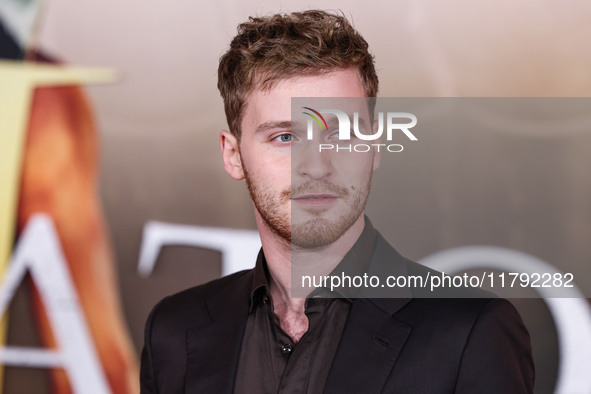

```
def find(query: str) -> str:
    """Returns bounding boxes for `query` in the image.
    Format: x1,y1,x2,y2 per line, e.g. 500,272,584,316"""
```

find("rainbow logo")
302,107,328,131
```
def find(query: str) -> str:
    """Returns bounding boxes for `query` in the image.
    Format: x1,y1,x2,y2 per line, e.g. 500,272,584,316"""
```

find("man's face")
223,68,379,249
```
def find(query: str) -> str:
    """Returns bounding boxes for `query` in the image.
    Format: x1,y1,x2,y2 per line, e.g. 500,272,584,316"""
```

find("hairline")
237,66,370,143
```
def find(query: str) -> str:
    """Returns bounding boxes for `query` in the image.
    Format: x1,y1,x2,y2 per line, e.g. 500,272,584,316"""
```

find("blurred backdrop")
1,0,591,393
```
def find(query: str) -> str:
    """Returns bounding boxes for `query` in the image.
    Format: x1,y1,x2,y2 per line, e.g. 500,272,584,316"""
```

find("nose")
294,140,334,180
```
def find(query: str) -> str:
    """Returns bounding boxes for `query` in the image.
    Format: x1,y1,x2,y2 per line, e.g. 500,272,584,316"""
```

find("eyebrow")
255,121,292,134
323,114,370,129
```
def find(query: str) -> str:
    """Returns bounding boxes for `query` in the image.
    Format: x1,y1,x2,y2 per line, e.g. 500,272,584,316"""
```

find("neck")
255,211,366,314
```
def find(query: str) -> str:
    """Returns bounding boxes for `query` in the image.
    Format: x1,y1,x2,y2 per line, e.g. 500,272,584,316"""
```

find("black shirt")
233,218,377,394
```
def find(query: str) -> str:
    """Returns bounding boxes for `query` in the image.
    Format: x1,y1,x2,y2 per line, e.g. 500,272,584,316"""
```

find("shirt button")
263,296,269,304
281,343,293,355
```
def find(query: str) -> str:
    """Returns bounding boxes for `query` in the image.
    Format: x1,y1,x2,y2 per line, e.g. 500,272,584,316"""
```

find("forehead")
241,68,366,135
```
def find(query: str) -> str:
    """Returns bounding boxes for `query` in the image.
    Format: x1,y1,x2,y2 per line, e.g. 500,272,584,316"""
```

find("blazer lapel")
326,233,415,394
184,272,252,394
325,297,412,394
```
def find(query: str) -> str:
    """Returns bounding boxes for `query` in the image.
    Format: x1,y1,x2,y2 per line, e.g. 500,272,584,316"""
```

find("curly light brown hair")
217,10,379,139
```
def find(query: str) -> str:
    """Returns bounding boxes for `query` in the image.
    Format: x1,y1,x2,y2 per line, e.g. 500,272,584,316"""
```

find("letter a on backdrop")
0,214,110,394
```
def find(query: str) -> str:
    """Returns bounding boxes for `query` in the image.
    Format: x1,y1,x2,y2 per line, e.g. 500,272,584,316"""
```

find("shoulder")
140,269,254,393
372,232,525,336
393,264,534,392
452,297,534,392
147,268,253,329
159,268,253,308
385,297,534,393
374,231,496,299
396,254,518,326
398,295,522,334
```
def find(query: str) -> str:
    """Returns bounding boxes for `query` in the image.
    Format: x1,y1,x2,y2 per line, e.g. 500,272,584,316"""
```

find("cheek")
245,160,291,191
268,167,292,190
338,153,375,176
251,159,291,185
239,140,291,189
343,166,373,194
241,140,290,167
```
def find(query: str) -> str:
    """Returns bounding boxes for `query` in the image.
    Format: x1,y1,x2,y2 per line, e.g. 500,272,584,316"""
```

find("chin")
291,216,352,249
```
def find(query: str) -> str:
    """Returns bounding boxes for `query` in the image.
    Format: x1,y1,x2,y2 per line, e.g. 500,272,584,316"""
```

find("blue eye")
276,134,292,142
327,130,340,140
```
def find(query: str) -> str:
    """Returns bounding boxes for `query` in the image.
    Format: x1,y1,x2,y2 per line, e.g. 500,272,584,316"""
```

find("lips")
291,193,339,207
293,194,338,200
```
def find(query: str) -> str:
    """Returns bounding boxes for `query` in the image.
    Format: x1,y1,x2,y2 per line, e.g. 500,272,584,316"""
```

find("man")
140,10,534,393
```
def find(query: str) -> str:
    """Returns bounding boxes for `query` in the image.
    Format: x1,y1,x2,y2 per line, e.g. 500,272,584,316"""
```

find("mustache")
283,181,350,200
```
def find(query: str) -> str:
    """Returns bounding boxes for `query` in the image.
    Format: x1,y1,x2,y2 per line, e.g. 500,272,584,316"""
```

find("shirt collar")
249,249,271,313
248,215,378,312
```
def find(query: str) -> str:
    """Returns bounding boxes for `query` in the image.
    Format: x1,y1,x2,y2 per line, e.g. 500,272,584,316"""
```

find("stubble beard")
243,165,372,249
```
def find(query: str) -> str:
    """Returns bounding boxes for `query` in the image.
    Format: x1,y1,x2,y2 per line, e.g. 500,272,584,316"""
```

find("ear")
220,130,245,180
372,119,381,171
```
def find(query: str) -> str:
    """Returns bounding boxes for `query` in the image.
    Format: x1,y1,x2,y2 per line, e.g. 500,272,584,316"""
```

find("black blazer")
140,233,534,393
